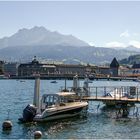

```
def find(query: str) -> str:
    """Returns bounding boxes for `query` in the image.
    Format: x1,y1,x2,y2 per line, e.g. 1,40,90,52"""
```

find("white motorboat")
34,92,88,122
19,77,88,122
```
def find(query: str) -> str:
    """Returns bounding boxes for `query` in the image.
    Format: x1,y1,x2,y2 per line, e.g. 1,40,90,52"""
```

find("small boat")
50,81,57,83
19,77,88,122
20,80,25,82
103,87,135,106
33,92,88,122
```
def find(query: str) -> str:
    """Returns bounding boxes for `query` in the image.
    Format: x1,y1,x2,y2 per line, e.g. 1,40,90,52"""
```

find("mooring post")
96,87,97,99
137,87,139,101
114,87,116,100
104,87,106,96
33,74,40,113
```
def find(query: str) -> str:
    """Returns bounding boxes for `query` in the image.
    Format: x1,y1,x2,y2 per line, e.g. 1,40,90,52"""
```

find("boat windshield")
42,94,59,107
41,92,76,108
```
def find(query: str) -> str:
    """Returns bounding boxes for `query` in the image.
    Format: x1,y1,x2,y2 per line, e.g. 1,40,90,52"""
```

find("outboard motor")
19,76,40,123
19,104,37,122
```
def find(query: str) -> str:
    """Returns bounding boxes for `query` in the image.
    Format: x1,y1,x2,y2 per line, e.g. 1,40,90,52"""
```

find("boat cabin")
40,92,76,110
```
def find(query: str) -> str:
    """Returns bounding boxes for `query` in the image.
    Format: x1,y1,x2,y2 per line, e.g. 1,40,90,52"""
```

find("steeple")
32,56,39,64
110,57,119,68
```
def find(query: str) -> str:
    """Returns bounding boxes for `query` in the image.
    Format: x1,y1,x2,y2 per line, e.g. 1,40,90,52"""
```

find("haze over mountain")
0,26,139,64
0,26,89,48
108,45,140,52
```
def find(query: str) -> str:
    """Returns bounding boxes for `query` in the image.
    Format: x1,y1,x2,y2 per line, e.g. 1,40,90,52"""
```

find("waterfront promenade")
9,75,138,81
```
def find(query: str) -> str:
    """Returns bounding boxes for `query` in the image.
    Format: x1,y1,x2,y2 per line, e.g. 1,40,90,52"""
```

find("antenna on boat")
62,77,69,92
65,78,67,91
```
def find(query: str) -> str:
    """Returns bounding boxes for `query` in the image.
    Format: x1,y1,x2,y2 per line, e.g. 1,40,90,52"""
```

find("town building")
55,64,86,76
18,57,56,77
4,63,19,77
18,57,123,78
118,66,132,77
0,60,4,75
97,66,110,76
129,63,140,77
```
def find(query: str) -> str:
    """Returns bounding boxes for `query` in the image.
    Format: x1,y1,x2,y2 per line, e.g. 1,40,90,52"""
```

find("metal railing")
60,86,140,101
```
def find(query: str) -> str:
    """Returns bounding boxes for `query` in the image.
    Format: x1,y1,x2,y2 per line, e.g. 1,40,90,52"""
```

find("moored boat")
50,80,57,83
34,92,88,122
19,76,88,122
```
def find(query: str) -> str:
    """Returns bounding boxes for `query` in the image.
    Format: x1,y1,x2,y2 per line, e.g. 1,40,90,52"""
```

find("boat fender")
2,120,13,130
34,131,42,139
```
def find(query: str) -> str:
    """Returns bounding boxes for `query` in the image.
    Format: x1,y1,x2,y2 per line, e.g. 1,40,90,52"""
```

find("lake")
0,79,140,139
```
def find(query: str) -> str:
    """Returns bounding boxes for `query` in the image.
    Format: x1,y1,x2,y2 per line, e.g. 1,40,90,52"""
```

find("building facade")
0,61,4,75
55,64,86,76
18,57,121,77
18,58,56,77
4,63,19,77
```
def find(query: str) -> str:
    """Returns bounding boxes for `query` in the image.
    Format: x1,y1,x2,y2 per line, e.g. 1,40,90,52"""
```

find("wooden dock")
82,96,140,103
71,86,140,105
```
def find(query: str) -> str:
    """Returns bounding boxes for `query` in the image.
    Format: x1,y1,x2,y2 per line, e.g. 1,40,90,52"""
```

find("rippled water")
0,79,140,139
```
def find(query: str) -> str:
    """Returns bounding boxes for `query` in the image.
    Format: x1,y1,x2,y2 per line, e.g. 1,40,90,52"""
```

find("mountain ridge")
0,26,139,64
0,44,138,64
0,26,89,48
119,54,140,65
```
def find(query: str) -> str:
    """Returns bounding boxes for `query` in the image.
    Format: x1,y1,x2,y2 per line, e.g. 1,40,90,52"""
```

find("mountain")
0,45,138,64
0,26,139,64
119,54,140,65
125,45,140,52
108,45,140,52
0,26,89,48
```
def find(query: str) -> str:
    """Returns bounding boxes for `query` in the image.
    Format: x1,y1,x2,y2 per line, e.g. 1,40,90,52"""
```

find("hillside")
119,54,140,65
0,45,138,64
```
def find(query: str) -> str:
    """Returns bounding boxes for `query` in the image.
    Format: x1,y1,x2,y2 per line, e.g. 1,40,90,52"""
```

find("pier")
76,86,140,117
82,96,140,103
80,86,139,102
10,75,138,81
69,86,140,105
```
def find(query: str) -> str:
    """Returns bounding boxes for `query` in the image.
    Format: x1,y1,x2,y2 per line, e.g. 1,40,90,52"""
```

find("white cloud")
133,33,139,36
120,30,130,38
105,41,126,48
129,40,140,48
88,42,95,46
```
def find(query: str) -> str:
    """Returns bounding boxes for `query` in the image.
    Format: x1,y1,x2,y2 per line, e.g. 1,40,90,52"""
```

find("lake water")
0,79,140,139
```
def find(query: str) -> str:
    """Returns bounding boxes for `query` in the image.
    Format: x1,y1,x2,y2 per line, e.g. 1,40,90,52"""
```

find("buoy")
34,131,42,139
2,120,13,130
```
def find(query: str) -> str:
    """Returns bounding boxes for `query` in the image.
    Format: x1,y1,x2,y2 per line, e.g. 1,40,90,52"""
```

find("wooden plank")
82,96,140,103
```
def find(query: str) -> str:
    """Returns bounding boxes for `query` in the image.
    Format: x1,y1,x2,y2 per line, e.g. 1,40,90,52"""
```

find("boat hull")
34,105,88,122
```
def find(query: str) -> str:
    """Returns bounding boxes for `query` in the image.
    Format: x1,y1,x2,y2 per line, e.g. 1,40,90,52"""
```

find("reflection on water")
0,79,140,139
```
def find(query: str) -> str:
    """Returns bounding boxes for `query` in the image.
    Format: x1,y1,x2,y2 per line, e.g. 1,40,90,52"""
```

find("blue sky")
1,1,140,48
